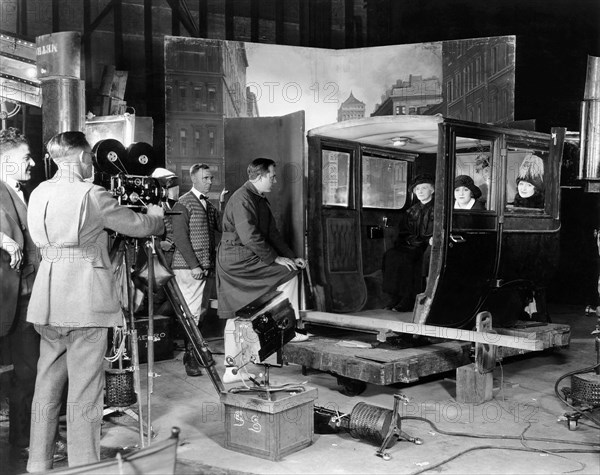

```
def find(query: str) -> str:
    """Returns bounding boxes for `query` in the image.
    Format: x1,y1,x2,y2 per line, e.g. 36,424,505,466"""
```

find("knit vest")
171,192,219,270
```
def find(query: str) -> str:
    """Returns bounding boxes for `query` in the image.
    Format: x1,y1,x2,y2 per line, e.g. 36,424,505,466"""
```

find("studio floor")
1,303,599,475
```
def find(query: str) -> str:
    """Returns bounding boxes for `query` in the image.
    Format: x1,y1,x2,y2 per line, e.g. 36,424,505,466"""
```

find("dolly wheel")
336,376,367,396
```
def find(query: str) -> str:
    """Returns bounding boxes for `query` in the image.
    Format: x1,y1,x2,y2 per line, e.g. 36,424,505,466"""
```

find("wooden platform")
284,315,571,387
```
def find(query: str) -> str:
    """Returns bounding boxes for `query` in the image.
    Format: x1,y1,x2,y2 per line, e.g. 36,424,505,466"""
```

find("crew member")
0,128,40,452
171,163,226,377
216,158,307,384
26,131,164,472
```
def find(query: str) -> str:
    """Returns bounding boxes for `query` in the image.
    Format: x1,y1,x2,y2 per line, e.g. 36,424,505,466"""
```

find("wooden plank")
496,322,571,357
302,311,543,351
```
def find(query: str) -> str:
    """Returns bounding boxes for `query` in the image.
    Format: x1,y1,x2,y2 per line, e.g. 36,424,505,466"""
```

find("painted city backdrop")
164,35,515,193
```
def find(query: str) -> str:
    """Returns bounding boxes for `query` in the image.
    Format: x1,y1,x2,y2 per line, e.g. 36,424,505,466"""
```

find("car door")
417,122,501,328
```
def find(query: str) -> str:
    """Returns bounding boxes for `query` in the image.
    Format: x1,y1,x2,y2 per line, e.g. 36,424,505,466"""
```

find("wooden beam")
250,0,259,43
225,0,234,40
344,0,354,48
83,0,118,39
144,0,154,115
198,0,208,38
299,0,309,46
308,0,331,48
169,0,180,36
18,0,28,36
52,0,60,32
175,0,200,37
301,311,543,351
113,0,123,69
275,0,284,44
83,0,92,85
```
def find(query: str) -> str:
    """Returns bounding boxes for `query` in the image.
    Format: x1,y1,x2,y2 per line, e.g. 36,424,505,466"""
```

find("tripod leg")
376,428,400,461
165,279,225,393
155,245,225,394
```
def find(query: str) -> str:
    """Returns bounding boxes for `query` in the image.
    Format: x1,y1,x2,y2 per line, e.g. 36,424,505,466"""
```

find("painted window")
322,150,351,207
362,155,408,209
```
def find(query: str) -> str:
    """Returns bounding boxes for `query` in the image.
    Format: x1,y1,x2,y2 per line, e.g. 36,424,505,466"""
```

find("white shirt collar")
4,176,21,191
454,198,476,209
190,187,207,200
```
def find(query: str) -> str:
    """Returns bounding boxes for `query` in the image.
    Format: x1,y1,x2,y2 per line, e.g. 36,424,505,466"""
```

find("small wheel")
382,452,391,461
336,376,367,397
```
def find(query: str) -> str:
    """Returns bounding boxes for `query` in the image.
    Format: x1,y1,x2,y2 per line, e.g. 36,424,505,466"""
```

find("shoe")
53,438,67,463
19,439,67,464
290,332,309,342
183,351,203,377
222,366,255,384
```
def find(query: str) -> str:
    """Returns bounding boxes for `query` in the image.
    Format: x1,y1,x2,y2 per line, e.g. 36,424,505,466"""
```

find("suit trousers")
27,326,108,473
2,295,40,448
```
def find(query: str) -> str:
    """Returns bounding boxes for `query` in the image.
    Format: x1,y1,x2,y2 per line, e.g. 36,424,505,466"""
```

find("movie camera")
92,138,176,210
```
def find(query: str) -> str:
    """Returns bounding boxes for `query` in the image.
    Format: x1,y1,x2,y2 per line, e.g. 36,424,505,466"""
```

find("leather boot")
183,342,202,377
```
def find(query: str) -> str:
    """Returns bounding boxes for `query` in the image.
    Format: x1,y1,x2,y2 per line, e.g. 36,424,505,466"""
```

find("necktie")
198,194,208,210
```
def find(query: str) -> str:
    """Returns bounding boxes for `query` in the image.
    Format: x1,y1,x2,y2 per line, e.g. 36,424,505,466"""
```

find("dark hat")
454,175,482,200
516,154,544,192
409,173,435,192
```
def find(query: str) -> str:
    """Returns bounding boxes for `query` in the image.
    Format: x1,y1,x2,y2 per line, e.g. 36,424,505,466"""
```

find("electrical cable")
410,445,599,475
401,416,600,447
228,384,307,394
554,362,600,427
404,415,599,474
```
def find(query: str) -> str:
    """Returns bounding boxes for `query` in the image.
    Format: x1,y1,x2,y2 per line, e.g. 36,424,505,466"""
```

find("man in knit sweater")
171,163,224,376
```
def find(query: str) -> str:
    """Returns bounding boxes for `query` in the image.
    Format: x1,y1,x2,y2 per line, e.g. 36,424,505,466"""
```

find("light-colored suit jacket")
27,168,164,328
0,180,39,336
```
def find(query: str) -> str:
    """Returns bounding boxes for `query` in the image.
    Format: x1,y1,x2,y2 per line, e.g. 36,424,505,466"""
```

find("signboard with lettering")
36,31,81,79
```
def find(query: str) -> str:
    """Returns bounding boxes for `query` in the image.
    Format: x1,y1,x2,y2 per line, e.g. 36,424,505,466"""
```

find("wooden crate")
221,386,317,461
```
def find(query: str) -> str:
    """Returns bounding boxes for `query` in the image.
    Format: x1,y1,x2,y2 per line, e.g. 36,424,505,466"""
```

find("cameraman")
25,131,164,472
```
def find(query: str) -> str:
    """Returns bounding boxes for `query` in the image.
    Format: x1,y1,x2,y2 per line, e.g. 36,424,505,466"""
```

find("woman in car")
454,175,485,210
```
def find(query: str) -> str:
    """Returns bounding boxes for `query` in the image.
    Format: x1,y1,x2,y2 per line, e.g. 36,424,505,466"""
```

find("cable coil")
348,402,394,446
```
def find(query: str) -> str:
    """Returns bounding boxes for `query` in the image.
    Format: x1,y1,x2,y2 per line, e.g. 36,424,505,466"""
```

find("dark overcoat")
216,181,296,319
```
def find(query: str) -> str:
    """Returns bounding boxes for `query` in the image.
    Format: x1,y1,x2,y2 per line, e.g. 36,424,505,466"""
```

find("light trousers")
174,269,214,326
27,326,108,473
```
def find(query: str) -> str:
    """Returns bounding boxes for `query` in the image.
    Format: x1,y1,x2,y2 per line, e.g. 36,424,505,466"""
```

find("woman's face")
518,180,535,198
454,186,472,206
414,183,434,203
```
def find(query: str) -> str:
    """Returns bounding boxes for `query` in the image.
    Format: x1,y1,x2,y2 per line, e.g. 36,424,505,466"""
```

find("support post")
456,363,493,404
